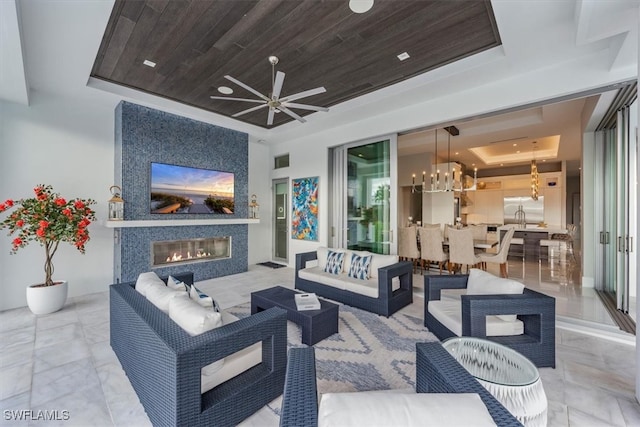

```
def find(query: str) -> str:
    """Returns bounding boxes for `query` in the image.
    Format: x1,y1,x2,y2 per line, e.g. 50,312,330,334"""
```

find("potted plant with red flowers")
0,185,96,314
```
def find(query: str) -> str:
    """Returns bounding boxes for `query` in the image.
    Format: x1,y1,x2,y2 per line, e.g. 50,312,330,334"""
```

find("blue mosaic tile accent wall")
114,102,249,281
119,225,247,283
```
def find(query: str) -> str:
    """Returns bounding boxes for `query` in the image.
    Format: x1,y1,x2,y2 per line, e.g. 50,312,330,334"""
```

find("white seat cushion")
299,267,400,298
200,310,262,393
466,269,525,321
428,300,524,337
318,391,496,427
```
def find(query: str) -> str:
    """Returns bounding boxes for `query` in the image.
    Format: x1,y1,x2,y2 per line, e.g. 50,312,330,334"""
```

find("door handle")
600,232,605,244
618,236,624,252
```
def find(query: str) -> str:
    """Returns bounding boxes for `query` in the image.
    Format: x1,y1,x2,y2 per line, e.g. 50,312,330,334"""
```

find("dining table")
442,238,499,250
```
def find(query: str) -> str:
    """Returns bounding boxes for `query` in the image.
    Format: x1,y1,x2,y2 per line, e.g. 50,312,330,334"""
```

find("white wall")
270,137,332,266
0,93,279,310
0,91,116,311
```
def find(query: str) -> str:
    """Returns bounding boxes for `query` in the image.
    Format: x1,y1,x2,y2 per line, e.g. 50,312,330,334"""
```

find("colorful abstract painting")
291,177,319,241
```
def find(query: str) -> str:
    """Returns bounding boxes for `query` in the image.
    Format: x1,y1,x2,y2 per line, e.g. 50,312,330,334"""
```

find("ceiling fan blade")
232,103,269,118
282,102,329,112
281,86,326,102
209,96,265,103
267,108,275,126
272,71,285,100
279,106,307,123
224,75,270,101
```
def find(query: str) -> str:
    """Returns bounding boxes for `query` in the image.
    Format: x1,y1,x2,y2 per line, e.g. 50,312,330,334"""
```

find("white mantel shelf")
104,218,260,228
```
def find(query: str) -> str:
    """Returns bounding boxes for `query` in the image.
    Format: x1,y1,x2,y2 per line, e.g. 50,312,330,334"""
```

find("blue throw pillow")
348,254,372,280
324,250,345,275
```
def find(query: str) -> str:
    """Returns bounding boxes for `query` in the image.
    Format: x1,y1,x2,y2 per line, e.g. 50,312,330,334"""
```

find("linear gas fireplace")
152,236,231,267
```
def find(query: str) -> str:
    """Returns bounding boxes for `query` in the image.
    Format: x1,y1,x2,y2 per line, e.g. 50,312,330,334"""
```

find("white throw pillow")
169,296,224,375
369,254,399,279
466,268,525,321
318,391,496,427
317,246,329,271
146,284,188,314
135,271,165,296
167,275,187,291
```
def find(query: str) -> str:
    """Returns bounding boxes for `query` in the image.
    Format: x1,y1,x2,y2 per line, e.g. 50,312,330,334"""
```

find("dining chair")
398,226,420,272
467,224,487,240
418,227,449,274
447,228,482,274
478,227,515,278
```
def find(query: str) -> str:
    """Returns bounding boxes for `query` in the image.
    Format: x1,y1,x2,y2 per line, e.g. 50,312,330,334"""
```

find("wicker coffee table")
251,286,339,346
443,337,548,427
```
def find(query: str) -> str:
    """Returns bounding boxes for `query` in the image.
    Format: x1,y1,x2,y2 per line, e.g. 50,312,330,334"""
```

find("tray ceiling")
91,0,501,128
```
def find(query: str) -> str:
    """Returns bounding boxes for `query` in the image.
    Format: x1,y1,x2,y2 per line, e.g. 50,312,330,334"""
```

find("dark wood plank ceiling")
91,0,501,128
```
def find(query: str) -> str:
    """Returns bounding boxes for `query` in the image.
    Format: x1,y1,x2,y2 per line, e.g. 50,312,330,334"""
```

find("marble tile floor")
1,265,639,426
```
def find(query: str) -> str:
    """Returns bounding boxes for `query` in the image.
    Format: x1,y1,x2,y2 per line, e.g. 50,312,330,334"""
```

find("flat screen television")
150,162,234,214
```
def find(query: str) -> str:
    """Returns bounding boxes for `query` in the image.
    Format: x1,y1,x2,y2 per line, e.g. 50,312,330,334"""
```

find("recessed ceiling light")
349,0,374,13
500,163,504,166
397,52,410,61
218,86,233,95
516,150,520,153
143,59,156,68
455,152,459,155
513,143,517,146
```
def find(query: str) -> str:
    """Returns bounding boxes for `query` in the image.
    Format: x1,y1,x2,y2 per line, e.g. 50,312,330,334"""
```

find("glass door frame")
330,134,398,254
272,178,289,263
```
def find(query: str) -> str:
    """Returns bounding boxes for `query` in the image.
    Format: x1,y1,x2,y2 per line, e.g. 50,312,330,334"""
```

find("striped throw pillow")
324,250,345,275
189,285,220,312
348,254,372,280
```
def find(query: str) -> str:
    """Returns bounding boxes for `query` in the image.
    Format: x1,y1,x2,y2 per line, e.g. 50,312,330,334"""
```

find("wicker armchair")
279,344,521,427
110,272,288,427
424,274,556,368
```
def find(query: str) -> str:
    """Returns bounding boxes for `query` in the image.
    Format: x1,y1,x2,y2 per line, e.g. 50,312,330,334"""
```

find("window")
274,154,290,169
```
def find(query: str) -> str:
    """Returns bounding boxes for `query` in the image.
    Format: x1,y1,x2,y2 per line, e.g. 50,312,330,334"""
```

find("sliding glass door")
596,103,637,315
331,136,398,254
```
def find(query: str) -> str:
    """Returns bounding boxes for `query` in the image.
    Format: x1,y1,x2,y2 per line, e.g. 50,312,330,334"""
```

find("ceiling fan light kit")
210,56,329,126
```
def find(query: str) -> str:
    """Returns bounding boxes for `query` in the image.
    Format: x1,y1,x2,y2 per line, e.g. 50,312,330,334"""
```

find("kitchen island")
498,225,567,261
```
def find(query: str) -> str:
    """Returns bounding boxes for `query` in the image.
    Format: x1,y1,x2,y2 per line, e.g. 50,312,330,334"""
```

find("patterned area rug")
227,302,438,415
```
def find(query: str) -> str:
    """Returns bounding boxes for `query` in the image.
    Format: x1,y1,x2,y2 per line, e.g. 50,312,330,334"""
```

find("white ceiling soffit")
574,0,639,70
469,136,560,166
0,0,29,105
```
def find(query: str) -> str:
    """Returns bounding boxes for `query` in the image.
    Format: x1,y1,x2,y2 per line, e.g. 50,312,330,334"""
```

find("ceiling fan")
210,56,329,126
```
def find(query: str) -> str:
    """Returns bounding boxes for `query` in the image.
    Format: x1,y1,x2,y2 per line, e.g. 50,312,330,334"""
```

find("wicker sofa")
295,248,413,317
109,272,288,427
424,273,556,368
279,343,522,427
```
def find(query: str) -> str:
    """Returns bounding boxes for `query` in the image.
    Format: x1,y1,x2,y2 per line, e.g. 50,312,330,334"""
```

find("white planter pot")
26,280,68,315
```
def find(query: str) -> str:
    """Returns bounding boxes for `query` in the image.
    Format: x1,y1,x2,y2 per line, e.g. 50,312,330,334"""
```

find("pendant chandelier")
411,127,459,193
531,142,539,200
